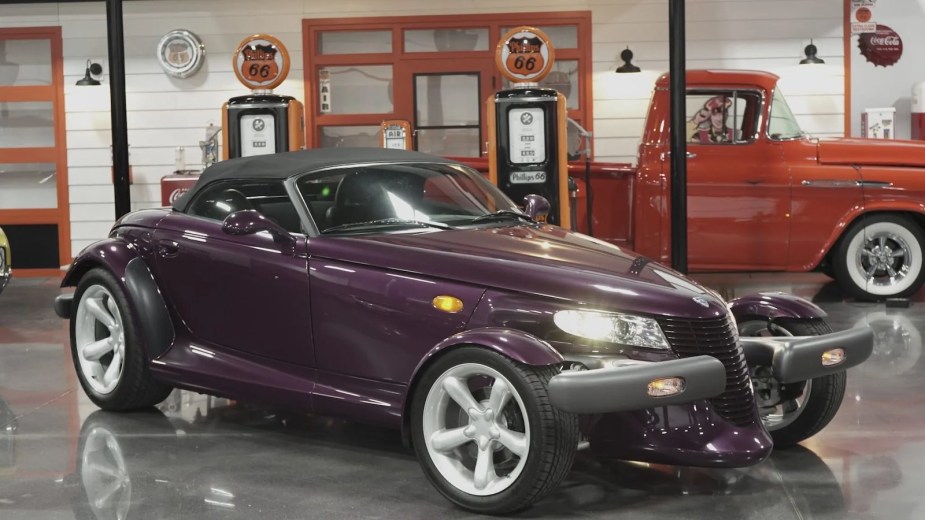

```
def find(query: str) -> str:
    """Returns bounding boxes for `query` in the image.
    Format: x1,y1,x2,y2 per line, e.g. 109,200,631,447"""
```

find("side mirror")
222,210,294,244
523,194,550,223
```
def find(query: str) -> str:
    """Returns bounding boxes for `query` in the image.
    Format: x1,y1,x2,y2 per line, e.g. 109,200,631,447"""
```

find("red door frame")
0,26,70,275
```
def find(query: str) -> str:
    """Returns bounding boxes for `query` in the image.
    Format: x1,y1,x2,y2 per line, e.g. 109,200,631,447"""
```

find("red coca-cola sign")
858,25,903,67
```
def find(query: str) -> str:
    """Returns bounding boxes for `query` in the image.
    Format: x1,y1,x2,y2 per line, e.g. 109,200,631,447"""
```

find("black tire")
739,318,846,448
833,214,925,300
410,347,577,514
70,268,172,411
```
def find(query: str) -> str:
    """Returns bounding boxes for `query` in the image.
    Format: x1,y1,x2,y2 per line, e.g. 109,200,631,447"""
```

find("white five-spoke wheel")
75,285,126,394
422,363,529,496
411,347,577,514
834,215,925,300
70,268,172,411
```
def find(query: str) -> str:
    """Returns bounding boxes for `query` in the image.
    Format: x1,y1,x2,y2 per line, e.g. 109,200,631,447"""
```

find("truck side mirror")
523,194,550,223
222,210,294,244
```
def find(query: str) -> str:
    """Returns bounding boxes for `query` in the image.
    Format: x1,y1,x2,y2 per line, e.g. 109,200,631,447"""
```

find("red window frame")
302,11,593,157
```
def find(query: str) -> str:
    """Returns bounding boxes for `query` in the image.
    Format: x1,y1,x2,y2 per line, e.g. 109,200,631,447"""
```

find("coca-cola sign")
858,24,903,67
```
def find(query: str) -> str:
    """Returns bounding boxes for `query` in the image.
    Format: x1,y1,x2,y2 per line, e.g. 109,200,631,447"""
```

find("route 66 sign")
496,26,555,83
232,33,291,91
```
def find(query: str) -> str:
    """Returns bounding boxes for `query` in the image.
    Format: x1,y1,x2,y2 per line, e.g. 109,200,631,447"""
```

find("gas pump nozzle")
199,123,222,168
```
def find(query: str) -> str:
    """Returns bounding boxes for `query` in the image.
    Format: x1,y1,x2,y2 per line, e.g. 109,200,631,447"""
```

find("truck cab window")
687,91,760,145
768,88,804,140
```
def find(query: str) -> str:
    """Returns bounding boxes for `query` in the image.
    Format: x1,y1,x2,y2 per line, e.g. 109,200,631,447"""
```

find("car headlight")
553,309,670,349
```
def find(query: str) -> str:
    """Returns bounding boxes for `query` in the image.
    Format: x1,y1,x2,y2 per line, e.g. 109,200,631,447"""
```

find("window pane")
503,60,579,110
404,29,488,52
687,92,760,144
0,162,57,209
318,31,391,54
0,39,52,86
0,101,55,147
319,66,392,114
417,128,480,157
320,125,380,148
415,74,479,126
501,26,577,49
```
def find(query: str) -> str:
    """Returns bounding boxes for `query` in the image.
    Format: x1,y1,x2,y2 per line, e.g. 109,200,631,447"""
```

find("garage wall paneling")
0,0,845,255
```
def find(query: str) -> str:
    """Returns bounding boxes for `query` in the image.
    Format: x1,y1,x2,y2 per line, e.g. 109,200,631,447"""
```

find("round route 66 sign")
495,26,555,84
232,33,291,91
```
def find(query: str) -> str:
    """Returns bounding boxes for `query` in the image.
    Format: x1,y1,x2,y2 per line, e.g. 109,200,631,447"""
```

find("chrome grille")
657,315,756,426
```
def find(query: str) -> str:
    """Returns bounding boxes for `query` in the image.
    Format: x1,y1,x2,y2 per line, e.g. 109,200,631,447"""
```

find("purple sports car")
54,148,873,514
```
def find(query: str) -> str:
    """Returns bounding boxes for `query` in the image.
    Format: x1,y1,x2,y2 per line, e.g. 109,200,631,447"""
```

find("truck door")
682,90,791,270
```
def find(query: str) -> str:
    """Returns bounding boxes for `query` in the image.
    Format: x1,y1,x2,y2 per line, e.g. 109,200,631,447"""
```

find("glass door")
0,27,69,274
396,59,494,158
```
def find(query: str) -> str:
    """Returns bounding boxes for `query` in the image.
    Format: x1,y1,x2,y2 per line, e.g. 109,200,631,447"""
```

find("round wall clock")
156,29,206,79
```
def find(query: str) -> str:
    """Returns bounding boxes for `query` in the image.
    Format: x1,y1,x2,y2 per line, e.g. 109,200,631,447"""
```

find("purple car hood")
311,225,728,320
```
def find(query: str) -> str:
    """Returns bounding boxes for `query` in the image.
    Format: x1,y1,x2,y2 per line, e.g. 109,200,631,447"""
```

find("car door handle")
745,179,762,185
157,239,179,258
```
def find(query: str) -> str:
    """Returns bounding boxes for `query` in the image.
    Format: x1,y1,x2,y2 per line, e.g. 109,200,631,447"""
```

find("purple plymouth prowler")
54,148,873,514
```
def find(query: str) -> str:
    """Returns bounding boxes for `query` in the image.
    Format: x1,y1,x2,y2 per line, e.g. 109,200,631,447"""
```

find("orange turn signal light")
647,377,686,397
432,295,464,313
822,348,846,367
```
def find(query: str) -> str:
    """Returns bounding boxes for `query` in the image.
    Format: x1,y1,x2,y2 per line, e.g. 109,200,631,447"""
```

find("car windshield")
295,162,523,233
767,88,804,140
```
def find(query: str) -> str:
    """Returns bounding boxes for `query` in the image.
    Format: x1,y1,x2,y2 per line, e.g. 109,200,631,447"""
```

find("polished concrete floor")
0,273,923,519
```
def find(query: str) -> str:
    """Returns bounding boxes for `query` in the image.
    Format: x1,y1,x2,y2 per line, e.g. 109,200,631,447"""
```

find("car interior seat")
325,172,393,229
194,187,255,221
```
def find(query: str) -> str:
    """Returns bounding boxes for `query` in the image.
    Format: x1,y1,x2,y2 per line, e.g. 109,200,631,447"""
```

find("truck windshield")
768,88,804,140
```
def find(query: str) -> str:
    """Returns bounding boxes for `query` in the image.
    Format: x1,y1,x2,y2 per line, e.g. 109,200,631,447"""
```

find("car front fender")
400,327,563,447
728,292,827,324
57,240,174,360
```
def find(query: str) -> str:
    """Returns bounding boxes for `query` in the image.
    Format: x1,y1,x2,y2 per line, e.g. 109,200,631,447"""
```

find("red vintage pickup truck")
467,70,925,301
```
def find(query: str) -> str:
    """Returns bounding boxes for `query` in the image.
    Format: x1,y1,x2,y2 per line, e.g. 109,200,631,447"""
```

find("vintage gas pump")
222,34,305,159
161,34,305,206
487,27,570,228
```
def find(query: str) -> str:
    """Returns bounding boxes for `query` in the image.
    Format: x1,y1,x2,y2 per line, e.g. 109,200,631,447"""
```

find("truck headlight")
553,310,670,349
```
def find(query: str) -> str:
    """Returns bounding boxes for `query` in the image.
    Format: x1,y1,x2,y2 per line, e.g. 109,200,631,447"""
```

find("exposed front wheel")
834,214,925,300
739,318,846,448
71,268,172,411
411,347,577,514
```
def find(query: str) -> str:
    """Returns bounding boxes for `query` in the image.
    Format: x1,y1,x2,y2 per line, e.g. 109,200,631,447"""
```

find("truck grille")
657,315,756,426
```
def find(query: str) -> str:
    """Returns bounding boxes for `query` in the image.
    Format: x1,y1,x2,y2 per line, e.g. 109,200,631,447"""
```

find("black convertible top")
172,147,454,212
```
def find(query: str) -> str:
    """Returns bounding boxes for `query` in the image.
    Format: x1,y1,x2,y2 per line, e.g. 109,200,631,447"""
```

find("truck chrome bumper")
740,326,873,384
547,355,727,414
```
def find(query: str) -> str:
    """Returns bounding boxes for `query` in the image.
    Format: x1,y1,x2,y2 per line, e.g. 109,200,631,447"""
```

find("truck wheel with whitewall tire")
410,347,578,515
739,318,846,448
833,214,925,300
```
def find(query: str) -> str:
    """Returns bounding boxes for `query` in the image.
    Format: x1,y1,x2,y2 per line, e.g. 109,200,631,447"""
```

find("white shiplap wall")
0,0,844,255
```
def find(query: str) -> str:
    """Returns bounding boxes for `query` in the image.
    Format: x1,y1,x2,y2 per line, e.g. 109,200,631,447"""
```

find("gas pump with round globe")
160,33,305,205
487,27,570,228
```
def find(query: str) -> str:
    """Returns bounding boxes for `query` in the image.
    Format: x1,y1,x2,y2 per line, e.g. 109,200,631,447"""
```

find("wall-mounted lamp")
799,40,825,65
76,60,103,85
616,47,641,73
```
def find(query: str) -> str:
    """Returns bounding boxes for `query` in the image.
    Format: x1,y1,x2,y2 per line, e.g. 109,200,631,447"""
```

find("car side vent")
657,315,757,427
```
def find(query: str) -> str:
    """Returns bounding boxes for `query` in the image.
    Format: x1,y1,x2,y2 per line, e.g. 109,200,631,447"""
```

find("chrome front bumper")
0,247,9,295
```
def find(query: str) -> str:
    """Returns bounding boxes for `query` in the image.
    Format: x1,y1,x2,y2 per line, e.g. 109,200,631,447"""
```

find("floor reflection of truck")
464,70,925,301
